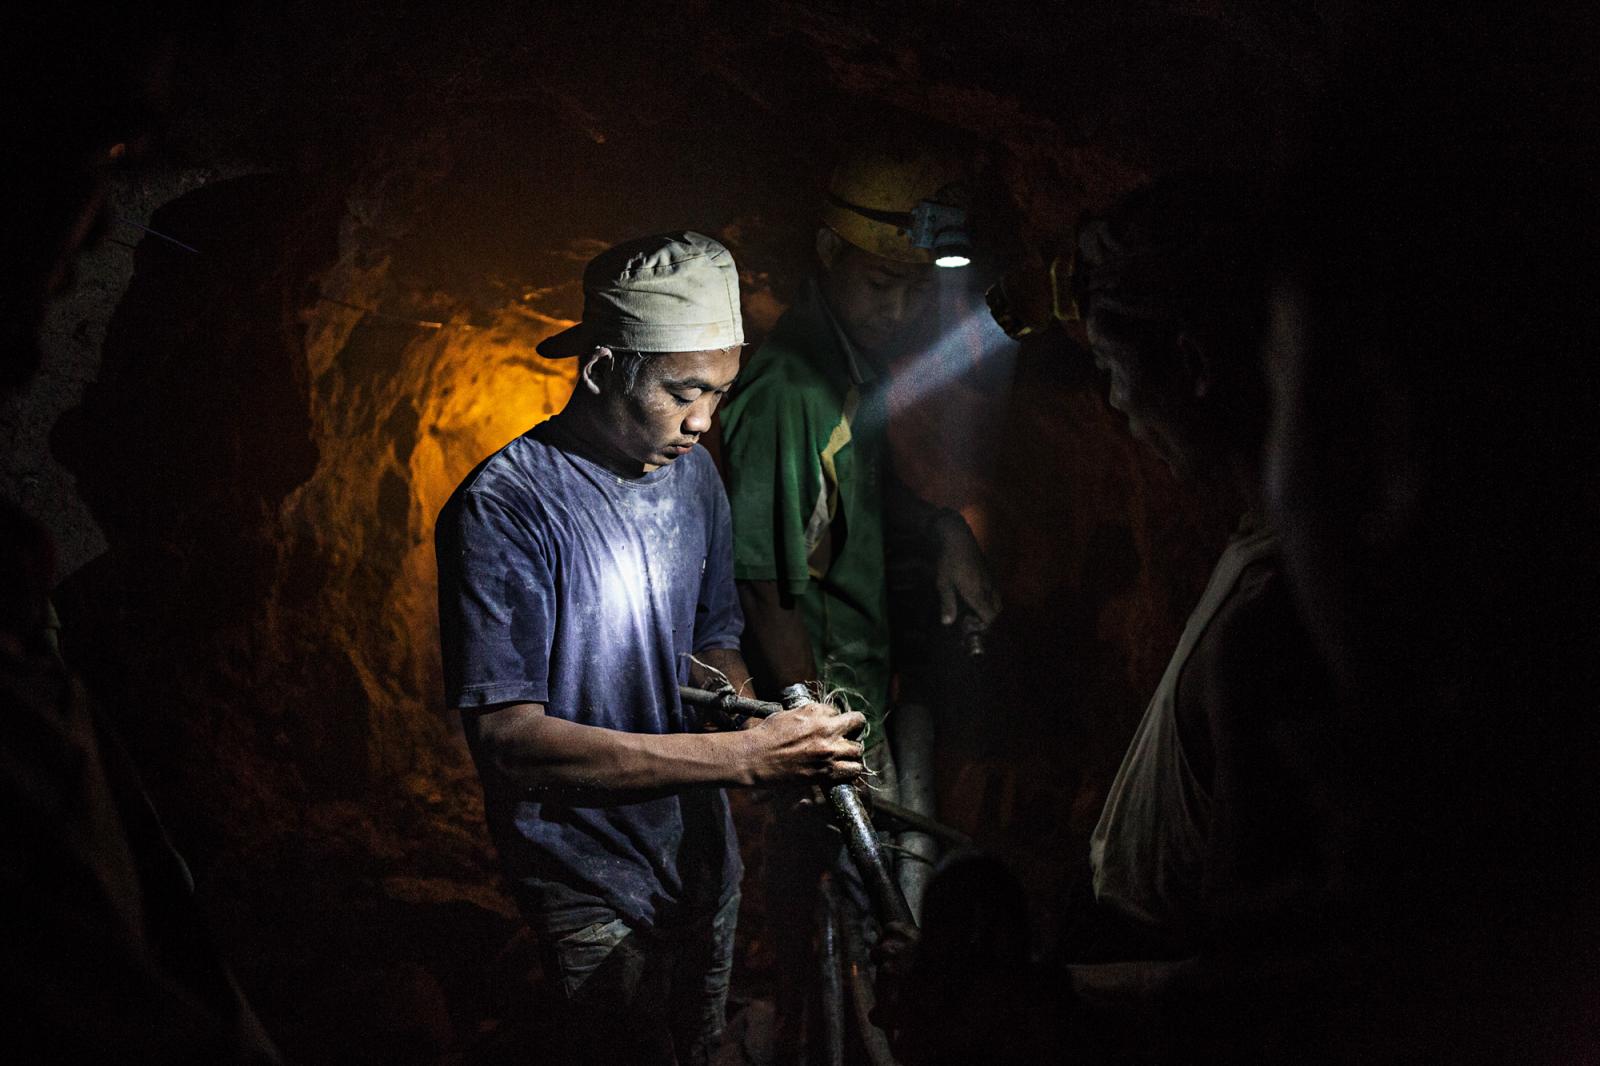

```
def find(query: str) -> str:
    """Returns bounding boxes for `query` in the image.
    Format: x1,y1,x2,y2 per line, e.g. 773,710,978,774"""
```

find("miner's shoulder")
438,428,555,524
725,337,843,431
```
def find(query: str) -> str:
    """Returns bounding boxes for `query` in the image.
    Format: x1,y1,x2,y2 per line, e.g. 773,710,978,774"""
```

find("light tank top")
1089,521,1278,941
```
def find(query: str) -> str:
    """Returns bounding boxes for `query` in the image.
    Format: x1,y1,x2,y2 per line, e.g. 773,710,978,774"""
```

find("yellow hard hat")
821,145,972,266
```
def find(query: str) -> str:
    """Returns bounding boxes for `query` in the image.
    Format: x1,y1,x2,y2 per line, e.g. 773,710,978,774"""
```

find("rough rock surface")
8,2,1326,1060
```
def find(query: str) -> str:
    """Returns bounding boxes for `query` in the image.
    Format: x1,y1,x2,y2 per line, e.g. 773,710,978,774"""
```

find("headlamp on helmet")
827,193,973,269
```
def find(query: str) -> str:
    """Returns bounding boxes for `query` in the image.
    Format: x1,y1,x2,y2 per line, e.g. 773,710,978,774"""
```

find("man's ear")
579,346,614,396
816,227,844,270
1175,331,1212,401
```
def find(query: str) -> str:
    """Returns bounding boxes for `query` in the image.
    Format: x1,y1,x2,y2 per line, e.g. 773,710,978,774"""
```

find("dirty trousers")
539,891,740,1066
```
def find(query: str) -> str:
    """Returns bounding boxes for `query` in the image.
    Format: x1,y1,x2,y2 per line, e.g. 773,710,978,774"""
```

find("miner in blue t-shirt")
435,232,865,1066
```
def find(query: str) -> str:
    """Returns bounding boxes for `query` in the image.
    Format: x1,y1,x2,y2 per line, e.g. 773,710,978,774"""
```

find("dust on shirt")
436,421,744,933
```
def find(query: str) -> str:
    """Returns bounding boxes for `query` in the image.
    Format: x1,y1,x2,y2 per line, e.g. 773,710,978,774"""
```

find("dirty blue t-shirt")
435,420,744,934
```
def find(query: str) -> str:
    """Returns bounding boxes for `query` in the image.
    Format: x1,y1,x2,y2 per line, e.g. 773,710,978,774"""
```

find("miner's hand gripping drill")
679,681,973,1062
680,683,974,927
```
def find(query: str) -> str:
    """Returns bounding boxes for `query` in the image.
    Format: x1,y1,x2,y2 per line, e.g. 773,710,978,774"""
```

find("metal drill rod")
816,876,847,1066
826,778,918,929
870,797,972,849
778,684,918,931
679,685,969,852
677,685,782,719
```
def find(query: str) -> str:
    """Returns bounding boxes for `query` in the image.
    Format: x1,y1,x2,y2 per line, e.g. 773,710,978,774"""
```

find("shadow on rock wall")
44,151,1243,1065
52,169,580,1064
55,173,333,833
30,2,1325,1056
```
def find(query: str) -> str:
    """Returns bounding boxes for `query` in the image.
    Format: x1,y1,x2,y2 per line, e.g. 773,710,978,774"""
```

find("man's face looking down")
583,346,741,472
817,228,935,366
1086,307,1198,480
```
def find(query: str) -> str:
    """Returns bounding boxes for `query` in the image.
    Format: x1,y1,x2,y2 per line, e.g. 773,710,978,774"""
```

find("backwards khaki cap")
536,231,745,358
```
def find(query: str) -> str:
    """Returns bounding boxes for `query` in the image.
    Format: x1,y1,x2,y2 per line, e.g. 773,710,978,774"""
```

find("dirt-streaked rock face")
19,3,1321,1060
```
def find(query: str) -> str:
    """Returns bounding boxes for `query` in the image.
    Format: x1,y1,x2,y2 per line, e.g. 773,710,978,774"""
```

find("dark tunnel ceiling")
162,0,1332,323
182,0,1328,161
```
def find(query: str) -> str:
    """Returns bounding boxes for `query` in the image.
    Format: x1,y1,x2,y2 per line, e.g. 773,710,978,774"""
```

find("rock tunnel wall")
8,3,1323,1060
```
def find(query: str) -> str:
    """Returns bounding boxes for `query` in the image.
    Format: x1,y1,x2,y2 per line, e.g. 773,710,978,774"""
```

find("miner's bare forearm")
463,702,755,790
460,699,865,792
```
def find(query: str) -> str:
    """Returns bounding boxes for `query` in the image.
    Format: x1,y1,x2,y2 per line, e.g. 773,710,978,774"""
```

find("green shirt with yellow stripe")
720,280,893,747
